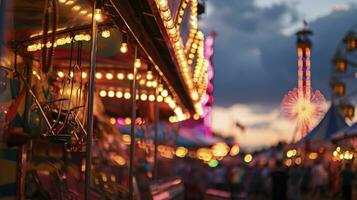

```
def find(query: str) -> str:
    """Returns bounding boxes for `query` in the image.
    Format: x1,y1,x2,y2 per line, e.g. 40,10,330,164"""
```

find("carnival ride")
0,0,235,200
281,23,326,141
330,24,357,123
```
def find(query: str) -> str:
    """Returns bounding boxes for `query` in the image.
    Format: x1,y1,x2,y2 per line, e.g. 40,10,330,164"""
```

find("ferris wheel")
330,25,357,122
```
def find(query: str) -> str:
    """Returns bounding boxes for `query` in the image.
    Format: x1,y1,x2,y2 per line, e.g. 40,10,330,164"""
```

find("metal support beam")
153,78,160,181
129,45,138,200
84,1,99,199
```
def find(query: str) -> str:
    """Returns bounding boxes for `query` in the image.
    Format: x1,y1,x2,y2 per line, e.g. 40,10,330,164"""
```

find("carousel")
0,0,213,199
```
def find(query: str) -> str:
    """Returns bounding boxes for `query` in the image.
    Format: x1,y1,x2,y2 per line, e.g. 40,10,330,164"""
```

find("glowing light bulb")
109,117,116,125
161,89,168,97
99,90,107,97
146,71,153,80
146,81,152,87
94,9,103,22
116,91,123,98
72,5,81,11
80,10,88,15
81,72,87,79
117,73,124,80
134,59,141,68
148,94,155,101
127,73,134,80
124,92,131,99
95,72,103,79
140,94,147,101
124,118,131,125
106,73,113,80
139,79,145,85
120,43,128,53
244,154,253,163
101,30,110,38
108,90,115,98
157,95,163,102
57,71,64,78
193,114,200,120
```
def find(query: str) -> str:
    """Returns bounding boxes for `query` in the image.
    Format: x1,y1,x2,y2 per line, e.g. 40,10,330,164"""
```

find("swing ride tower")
281,23,326,139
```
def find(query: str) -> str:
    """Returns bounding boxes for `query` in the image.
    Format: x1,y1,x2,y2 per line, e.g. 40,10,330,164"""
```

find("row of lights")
195,143,239,164
28,0,107,52
99,88,189,123
118,139,238,168
29,0,97,40
175,0,189,27
192,31,209,100
94,172,119,186
156,0,201,107
332,146,354,160
28,27,128,53
99,89,164,102
28,29,128,53
110,117,147,126
57,70,158,88
151,142,238,165
58,0,103,21
285,157,302,167
185,0,199,51
27,30,112,52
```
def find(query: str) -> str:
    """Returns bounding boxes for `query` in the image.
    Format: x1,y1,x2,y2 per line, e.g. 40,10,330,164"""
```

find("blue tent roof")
333,122,357,140
301,104,348,142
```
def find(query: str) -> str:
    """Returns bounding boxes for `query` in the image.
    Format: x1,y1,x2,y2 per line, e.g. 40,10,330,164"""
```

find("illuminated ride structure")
330,25,357,122
281,24,326,141
0,0,222,199
328,25,357,154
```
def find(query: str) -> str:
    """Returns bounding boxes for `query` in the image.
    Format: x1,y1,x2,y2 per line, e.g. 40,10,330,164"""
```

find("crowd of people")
177,158,355,200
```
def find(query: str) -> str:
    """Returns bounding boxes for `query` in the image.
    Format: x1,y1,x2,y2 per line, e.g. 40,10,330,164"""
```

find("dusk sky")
200,0,357,149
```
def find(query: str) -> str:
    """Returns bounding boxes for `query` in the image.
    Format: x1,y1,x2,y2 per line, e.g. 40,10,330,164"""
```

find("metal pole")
17,58,32,200
153,78,159,181
84,1,98,199
129,45,138,200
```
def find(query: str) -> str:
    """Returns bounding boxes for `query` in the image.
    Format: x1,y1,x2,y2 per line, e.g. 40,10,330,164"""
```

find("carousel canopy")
301,104,348,142
332,122,357,140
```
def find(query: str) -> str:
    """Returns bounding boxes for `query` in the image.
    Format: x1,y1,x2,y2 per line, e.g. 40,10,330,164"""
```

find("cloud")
212,104,295,150
202,1,357,149
200,0,357,107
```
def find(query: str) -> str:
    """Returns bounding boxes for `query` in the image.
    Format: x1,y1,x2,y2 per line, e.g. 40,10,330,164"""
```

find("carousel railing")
149,177,184,200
